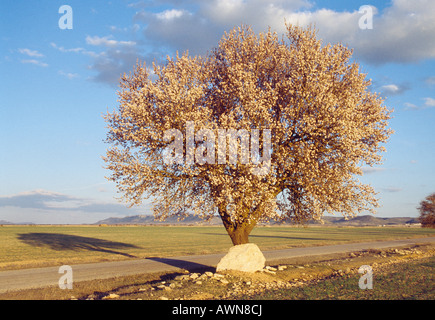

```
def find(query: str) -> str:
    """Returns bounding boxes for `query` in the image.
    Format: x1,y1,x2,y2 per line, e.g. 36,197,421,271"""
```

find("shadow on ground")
146,257,215,273
17,233,140,258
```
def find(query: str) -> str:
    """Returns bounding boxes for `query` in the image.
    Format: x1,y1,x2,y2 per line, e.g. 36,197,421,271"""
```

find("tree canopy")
418,193,435,228
104,24,392,245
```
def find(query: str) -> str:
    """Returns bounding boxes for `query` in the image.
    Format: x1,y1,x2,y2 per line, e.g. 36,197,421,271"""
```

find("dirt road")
1,237,434,293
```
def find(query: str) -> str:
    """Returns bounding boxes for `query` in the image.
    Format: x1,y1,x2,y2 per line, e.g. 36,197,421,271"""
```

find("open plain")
1,225,435,271
0,225,434,300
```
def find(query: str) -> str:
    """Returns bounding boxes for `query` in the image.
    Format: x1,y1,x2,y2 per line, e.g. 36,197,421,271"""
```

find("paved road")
1,237,434,294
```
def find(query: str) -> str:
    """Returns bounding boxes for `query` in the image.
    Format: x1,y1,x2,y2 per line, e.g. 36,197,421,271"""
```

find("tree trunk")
218,206,257,245
227,225,254,245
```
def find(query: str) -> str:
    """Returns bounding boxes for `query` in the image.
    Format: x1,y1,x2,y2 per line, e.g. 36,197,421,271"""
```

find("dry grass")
1,225,434,271
1,243,433,300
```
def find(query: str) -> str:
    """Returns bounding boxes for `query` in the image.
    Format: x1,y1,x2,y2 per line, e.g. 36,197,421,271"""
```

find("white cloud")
423,97,435,107
216,0,244,11
85,0,435,86
86,35,136,47
156,9,187,21
19,48,47,67
380,83,409,96
348,0,435,64
381,84,399,94
58,70,79,79
51,33,144,87
132,24,140,33
43,199,86,209
404,102,418,110
110,25,127,32
404,97,435,110
18,48,44,57
21,59,48,67
0,189,142,215
361,167,386,174
51,42,102,58
134,0,435,65
50,42,83,53
86,35,118,46
201,0,313,34
272,0,435,64
86,43,150,86
135,0,314,57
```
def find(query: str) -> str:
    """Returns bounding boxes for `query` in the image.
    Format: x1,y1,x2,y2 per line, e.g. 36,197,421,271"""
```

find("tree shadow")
146,257,215,273
17,233,140,258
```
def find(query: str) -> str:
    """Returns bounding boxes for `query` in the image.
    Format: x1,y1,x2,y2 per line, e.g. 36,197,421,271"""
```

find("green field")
1,225,434,271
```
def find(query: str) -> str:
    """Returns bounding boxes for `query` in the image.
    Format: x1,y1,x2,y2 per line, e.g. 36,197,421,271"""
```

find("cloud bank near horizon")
0,190,149,224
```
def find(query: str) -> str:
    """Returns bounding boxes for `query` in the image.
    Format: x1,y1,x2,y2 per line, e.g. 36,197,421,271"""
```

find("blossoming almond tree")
103,24,392,245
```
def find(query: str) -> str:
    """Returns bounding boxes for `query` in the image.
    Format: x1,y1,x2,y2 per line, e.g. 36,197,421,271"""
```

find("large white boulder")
216,243,266,273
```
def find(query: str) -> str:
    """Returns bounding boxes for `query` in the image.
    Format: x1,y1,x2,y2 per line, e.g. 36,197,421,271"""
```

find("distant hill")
95,214,222,225
94,214,420,226
0,220,35,225
0,215,419,226
311,215,419,226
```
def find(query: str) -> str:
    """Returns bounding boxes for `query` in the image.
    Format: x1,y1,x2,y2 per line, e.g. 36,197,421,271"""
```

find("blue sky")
0,0,434,224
